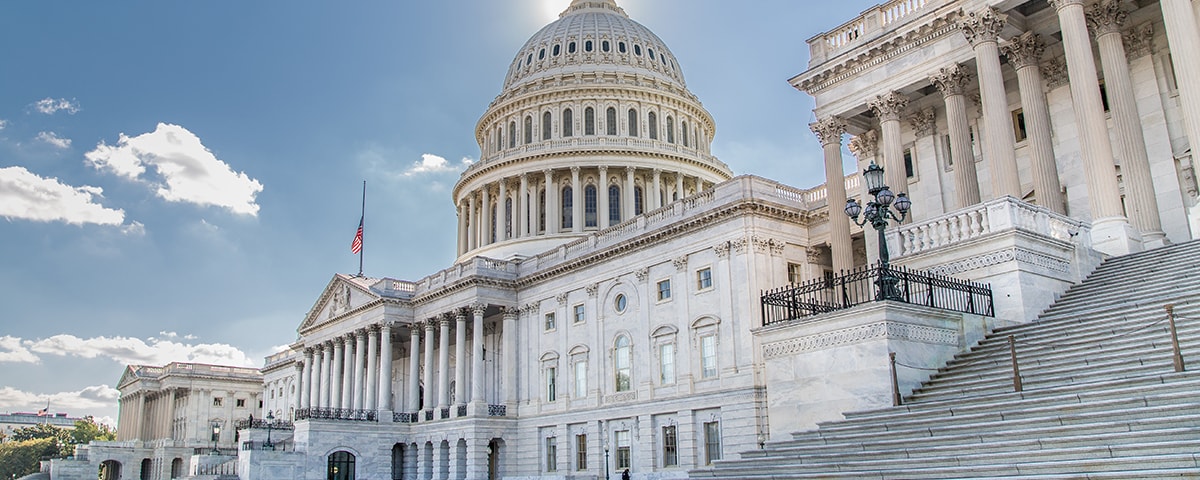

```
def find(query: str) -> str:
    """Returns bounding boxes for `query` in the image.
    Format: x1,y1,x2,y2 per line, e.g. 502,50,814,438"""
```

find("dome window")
606,107,617,136
634,45,642,56
539,48,546,60
543,111,553,141
585,40,594,52
628,108,639,137
563,108,574,137
602,40,610,52
553,44,560,56
618,42,627,54
585,107,596,136
527,53,533,65
569,42,577,54
648,49,655,60
648,112,658,140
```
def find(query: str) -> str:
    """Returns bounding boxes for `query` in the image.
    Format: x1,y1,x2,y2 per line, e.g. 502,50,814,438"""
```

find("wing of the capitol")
45,0,1200,478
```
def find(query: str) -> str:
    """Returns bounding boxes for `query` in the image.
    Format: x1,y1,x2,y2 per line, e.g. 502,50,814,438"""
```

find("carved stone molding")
960,7,1007,46
731,237,749,254
848,130,879,160
868,91,909,122
907,108,936,138
713,241,731,258
634,267,650,282
556,292,569,305
1000,32,1045,70
521,303,540,317
1085,0,1127,38
762,321,958,358
929,63,973,98
1041,57,1069,89
805,247,823,265
926,247,1071,276
1123,23,1154,59
809,116,847,146
471,303,487,316
1047,0,1084,9
672,255,688,272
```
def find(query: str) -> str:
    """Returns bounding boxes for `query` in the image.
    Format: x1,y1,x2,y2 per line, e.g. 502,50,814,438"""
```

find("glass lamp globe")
863,162,886,195
844,199,862,218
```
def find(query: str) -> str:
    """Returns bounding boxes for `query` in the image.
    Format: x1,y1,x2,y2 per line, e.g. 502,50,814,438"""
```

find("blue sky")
0,0,875,425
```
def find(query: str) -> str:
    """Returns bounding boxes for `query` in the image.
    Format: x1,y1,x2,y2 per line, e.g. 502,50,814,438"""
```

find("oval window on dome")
553,44,560,56
634,45,642,56
585,40,593,52
539,48,546,60
602,40,610,52
648,48,655,60
527,53,533,65
569,42,577,54
614,294,627,314
618,42,626,53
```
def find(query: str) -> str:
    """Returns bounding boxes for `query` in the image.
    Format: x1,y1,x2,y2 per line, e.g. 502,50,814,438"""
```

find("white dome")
502,0,686,92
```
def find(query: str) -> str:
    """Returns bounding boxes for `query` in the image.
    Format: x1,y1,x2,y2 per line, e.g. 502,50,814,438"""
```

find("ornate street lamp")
845,161,912,299
604,445,610,480
263,411,275,450
210,422,221,455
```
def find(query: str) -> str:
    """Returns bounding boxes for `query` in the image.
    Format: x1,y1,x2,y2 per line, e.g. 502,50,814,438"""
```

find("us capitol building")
49,0,1200,478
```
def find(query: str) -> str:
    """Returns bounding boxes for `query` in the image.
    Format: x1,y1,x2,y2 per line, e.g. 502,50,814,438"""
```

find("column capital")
1001,32,1046,70
1085,0,1128,38
1041,56,1070,89
625,165,636,175
907,108,936,138
929,63,973,97
1123,23,1154,59
438,315,452,327
303,347,314,357
868,91,909,122
570,166,580,175
314,343,325,352
652,168,662,176
502,307,519,321
848,130,879,160
423,318,438,330
471,303,487,316
960,7,1007,46
521,303,540,317
1047,0,1084,9
809,116,847,146
368,323,382,333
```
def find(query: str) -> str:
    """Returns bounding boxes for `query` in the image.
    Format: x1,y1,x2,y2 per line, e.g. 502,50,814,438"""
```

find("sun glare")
543,0,569,20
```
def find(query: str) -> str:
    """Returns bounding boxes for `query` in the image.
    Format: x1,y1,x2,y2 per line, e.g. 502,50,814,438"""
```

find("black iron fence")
295,407,377,422
487,404,507,417
761,263,994,325
394,412,417,423
234,418,294,430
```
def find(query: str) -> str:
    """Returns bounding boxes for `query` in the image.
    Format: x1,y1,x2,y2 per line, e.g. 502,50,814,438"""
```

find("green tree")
69,417,115,445
0,437,60,479
9,423,69,445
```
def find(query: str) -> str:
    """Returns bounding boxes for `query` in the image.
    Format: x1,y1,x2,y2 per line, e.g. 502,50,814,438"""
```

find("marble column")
518,174,529,238
454,310,467,408
1160,0,1200,162
675,173,685,200
503,308,519,405
300,348,313,409
571,167,583,232
437,315,451,410
470,304,486,405
625,166,637,218
1088,1,1166,244
599,166,610,228
378,322,393,411
481,186,492,246
353,330,367,410
340,336,355,410
961,7,1021,199
466,194,477,252
330,339,344,409
868,91,910,196
544,169,556,233
930,64,983,209
311,347,324,409
652,169,663,210
323,342,335,408
457,203,467,256
810,116,854,273
422,320,437,413
1049,0,1137,254
408,326,422,413
532,176,542,235
1001,33,1065,214
497,178,508,242
365,326,379,411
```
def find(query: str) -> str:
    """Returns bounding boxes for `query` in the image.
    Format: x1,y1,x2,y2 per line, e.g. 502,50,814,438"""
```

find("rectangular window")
573,304,586,323
545,312,556,331
546,437,557,472
787,263,803,284
657,279,672,301
1012,109,1027,142
660,343,675,384
701,335,717,378
703,422,721,464
903,148,915,178
616,430,631,469
547,367,557,402
576,434,588,471
696,268,712,290
575,361,588,398
212,397,223,407
662,425,678,467
235,399,246,408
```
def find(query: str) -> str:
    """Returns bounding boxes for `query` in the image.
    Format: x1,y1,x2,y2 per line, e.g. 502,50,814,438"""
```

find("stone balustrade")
890,196,1090,259
465,136,724,175
808,0,938,63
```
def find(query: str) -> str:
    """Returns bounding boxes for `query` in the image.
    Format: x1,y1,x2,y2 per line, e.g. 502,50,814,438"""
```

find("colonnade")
299,322,394,413
457,167,710,255
812,0,1194,264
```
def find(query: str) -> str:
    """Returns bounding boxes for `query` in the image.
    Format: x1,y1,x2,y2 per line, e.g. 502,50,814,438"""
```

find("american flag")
351,218,363,255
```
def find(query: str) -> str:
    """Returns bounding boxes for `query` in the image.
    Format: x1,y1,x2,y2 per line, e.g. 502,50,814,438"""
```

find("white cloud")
33,97,81,115
0,166,126,226
0,336,39,364
404,153,473,176
85,123,264,216
120,221,146,236
36,131,72,149
0,385,119,414
0,119,8,130
26,333,257,368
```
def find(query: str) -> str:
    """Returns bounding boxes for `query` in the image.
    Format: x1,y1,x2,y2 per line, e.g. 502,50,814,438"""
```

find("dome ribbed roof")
501,0,686,91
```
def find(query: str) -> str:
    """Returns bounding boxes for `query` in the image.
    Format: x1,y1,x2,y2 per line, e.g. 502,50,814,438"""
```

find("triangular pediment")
299,274,383,332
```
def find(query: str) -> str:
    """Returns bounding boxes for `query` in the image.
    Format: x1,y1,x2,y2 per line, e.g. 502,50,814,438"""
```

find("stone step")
986,298,1198,343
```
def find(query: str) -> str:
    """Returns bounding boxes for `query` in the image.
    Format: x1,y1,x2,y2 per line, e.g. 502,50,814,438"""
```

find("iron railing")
457,405,468,417
440,407,450,419
761,263,994,325
394,412,417,423
234,418,294,430
295,407,377,422
424,410,434,421
487,404,507,417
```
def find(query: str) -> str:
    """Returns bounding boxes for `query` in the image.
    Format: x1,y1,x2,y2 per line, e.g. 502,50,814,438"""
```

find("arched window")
505,198,512,238
171,458,183,479
509,122,517,148
666,116,675,144
140,459,152,480
634,186,644,215
496,127,502,152
328,451,355,480
648,112,658,140
606,108,618,135
490,203,497,243
524,116,533,144
561,186,574,229
608,185,621,224
585,107,595,135
682,121,689,147
563,109,574,137
569,42,577,54
585,40,594,52
391,444,404,480
635,45,642,56
614,335,631,392
553,44,560,56
584,185,597,228
602,40,611,52
618,41,627,53
538,189,546,232
628,109,639,137
543,112,552,141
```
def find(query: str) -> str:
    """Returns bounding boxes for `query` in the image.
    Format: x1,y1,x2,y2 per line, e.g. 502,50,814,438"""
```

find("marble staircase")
694,240,1200,478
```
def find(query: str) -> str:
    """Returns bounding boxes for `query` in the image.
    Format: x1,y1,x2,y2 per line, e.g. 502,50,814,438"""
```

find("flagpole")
358,181,366,277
